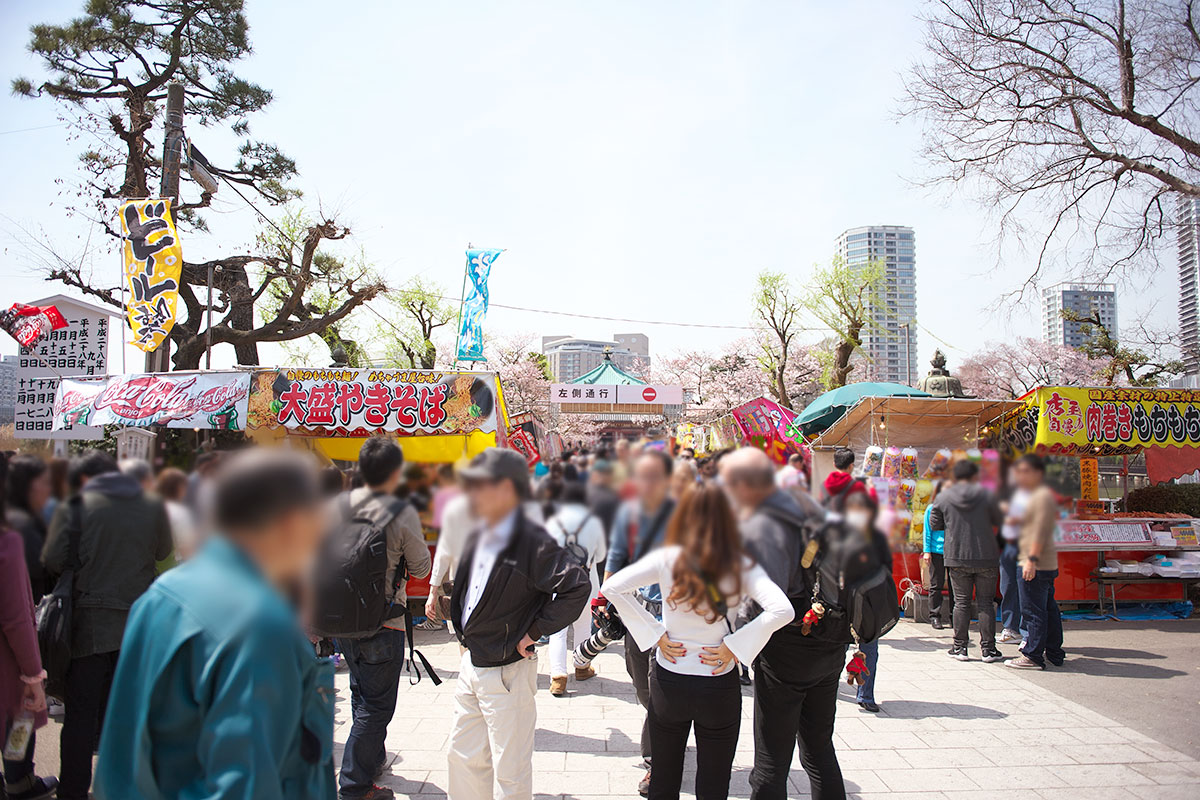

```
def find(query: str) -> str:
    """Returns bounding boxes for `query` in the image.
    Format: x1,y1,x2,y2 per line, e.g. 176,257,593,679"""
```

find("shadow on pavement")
868,699,1008,720
1051,656,1187,680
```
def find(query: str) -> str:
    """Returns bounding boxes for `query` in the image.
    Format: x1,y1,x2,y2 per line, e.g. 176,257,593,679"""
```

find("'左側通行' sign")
247,368,499,436
551,384,617,403
1002,386,1200,456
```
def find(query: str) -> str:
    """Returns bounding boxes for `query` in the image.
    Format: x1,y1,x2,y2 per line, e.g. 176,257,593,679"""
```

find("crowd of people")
0,436,1063,800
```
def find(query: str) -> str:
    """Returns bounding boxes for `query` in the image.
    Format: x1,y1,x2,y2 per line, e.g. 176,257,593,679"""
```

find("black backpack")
35,495,83,701
312,493,408,639
807,518,899,645
554,513,592,569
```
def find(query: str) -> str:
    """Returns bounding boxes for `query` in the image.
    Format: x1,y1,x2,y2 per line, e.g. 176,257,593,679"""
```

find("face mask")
845,511,871,531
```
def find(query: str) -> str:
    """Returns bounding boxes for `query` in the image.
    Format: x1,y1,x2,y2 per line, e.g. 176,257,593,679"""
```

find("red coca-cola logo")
53,388,100,415
198,382,248,412
642,387,657,402
94,376,200,420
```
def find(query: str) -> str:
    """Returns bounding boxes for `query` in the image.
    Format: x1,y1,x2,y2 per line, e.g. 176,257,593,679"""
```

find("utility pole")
146,82,185,374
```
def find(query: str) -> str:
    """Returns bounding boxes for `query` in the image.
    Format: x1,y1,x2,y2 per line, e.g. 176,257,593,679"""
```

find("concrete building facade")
1041,282,1117,350
834,224,918,385
541,333,650,383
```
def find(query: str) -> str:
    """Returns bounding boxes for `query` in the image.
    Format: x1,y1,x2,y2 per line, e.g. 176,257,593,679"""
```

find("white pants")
448,652,538,800
549,605,593,677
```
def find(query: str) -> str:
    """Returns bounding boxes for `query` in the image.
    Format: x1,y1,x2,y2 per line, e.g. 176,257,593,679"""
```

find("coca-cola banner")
52,372,250,430
246,368,499,436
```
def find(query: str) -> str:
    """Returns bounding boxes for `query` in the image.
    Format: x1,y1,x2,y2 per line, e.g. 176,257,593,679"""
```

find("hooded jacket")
42,472,173,657
927,482,1002,569
822,471,865,511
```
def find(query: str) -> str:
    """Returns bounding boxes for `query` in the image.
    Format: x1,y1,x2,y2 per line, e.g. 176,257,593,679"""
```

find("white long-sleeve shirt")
602,546,794,677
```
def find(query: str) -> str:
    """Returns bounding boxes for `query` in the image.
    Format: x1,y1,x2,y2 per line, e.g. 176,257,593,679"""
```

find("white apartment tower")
834,225,918,385
1041,283,1118,350
1179,195,1200,374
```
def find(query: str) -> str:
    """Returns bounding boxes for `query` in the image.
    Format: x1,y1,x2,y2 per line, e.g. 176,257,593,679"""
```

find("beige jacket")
1017,485,1059,572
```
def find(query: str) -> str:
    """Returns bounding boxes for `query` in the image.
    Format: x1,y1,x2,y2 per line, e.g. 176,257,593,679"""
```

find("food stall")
806,395,1024,606
53,366,513,602
1000,386,1200,612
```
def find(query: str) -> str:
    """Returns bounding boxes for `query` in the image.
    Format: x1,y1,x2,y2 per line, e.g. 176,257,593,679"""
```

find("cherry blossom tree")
957,338,1099,398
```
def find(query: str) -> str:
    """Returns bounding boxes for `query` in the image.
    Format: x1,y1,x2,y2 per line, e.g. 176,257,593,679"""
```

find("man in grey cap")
447,448,591,800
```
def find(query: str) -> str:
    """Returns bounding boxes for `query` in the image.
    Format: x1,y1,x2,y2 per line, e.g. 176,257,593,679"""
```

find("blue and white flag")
456,248,503,361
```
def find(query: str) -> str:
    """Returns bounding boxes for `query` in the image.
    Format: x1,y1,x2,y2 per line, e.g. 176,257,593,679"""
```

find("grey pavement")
28,618,1200,799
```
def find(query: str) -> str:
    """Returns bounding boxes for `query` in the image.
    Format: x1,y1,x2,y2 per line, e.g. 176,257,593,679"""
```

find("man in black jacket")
447,448,590,800
722,448,846,800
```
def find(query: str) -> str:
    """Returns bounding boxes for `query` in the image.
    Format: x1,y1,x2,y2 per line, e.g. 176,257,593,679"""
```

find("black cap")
458,447,531,499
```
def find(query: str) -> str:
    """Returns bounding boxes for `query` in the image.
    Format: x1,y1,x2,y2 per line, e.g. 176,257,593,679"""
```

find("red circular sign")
642,387,657,402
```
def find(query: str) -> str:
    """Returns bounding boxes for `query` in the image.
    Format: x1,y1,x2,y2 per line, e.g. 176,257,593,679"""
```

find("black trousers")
647,663,742,800
949,567,998,651
59,650,119,800
750,630,846,800
928,553,952,622
625,638,654,761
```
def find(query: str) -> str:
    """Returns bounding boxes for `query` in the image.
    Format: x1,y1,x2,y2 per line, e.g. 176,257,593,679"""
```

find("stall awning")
811,396,1021,454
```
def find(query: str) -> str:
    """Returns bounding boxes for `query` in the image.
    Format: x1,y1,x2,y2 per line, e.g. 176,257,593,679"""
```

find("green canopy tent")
795,382,931,437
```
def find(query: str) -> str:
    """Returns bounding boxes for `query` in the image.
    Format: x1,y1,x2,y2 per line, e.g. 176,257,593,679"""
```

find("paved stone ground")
351,621,1200,800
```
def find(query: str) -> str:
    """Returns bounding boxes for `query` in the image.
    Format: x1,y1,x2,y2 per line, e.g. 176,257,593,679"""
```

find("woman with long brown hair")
602,484,793,800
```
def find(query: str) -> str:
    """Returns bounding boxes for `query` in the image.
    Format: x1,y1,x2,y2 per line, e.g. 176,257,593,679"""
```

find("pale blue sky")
0,0,1176,371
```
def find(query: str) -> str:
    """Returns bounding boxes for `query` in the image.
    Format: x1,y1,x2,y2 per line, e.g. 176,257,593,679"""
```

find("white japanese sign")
15,297,110,440
551,383,617,403
616,384,683,405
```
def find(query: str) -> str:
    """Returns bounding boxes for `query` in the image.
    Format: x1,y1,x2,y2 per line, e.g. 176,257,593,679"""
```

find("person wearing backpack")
721,448,848,800
41,450,172,800
314,438,431,800
546,481,608,696
819,448,865,512
842,492,893,713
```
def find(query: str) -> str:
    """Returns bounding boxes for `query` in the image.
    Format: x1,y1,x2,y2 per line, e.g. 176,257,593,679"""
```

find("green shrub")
1125,484,1200,517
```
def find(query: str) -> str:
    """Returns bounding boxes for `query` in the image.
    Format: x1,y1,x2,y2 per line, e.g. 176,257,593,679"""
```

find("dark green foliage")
1125,484,1200,517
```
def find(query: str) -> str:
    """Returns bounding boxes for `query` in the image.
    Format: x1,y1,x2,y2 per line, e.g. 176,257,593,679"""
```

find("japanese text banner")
119,199,183,352
1002,386,1200,456
247,368,499,436
53,372,249,430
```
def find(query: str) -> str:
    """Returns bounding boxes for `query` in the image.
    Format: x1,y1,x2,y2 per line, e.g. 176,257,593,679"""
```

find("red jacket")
0,526,46,733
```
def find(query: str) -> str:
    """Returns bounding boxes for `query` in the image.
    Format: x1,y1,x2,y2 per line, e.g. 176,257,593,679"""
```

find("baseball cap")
458,447,532,499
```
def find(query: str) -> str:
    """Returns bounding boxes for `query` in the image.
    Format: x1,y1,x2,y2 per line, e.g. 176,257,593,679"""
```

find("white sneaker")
999,629,1022,643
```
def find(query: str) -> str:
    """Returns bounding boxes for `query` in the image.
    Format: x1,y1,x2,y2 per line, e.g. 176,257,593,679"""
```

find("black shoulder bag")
35,495,84,701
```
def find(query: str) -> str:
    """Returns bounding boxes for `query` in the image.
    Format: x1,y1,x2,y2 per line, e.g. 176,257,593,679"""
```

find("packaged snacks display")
882,447,903,480
870,477,896,509
862,445,884,477
966,448,982,464
889,511,912,547
979,448,1001,486
895,479,916,511
900,447,919,480
908,479,934,543
923,448,952,479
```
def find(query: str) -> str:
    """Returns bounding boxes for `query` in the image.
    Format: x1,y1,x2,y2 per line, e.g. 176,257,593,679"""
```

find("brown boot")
550,675,568,697
575,664,596,681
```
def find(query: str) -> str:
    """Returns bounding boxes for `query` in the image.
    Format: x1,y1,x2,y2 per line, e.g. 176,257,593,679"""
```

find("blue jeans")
854,638,879,705
337,627,406,796
1018,569,1064,666
998,542,1024,634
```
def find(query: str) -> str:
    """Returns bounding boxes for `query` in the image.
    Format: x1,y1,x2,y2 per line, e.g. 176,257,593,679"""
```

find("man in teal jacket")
94,449,336,800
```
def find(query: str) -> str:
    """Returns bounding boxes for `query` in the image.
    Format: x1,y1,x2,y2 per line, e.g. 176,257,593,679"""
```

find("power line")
0,122,68,136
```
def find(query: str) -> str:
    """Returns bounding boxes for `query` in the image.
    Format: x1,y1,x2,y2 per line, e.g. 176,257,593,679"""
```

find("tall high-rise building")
1041,282,1117,349
1179,195,1200,374
834,225,918,385
541,334,650,383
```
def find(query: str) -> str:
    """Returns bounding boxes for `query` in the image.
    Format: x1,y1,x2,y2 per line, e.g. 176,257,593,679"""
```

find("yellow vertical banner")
119,198,182,352
1079,456,1099,501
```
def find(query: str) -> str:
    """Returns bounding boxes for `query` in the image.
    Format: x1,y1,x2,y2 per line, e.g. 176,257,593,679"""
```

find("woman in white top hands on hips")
602,484,794,800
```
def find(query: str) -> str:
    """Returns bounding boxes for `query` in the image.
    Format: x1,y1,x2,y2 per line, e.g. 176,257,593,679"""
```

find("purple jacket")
0,526,46,733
